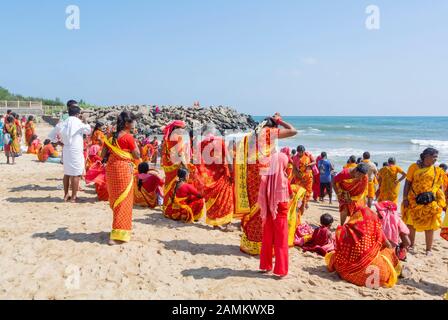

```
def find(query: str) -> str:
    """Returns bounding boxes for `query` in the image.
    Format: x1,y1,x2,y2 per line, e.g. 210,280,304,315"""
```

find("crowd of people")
2,101,448,295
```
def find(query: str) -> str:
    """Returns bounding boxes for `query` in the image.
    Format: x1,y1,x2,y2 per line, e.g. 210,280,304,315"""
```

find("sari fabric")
239,127,279,255
164,183,205,223
85,161,109,201
198,136,235,226
378,165,404,204
105,136,135,242
441,209,448,241
326,206,401,288
334,169,368,218
302,226,335,256
27,139,41,154
402,164,446,232
5,124,20,156
292,153,314,206
24,121,35,146
312,155,322,201
91,130,105,147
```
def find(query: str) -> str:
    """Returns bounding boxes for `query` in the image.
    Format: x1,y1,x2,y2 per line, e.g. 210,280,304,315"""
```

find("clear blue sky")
1,0,447,116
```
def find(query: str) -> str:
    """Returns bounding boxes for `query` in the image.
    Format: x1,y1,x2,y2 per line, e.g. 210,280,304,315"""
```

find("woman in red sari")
102,111,140,245
326,206,401,288
198,130,235,228
164,168,205,222
332,163,369,225
161,120,188,211
238,114,298,255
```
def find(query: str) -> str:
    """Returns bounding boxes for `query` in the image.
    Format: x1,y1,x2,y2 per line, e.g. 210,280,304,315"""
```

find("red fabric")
162,120,186,141
260,201,289,276
40,144,55,162
177,183,202,201
141,175,164,193
302,226,335,256
117,133,136,152
334,168,351,183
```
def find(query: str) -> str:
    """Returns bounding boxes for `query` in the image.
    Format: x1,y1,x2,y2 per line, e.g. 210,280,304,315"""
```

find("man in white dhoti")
49,101,91,202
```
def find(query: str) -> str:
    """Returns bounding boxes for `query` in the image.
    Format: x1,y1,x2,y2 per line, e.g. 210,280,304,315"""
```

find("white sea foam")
410,139,448,150
344,125,352,129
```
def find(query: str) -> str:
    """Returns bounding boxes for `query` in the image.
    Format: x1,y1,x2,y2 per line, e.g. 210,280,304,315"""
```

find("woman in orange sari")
402,148,446,255
333,163,369,225
27,135,41,154
344,155,357,169
326,205,401,288
291,145,315,214
164,168,205,222
238,114,298,255
198,130,235,228
162,120,188,210
377,157,406,204
24,116,36,146
91,122,105,147
102,111,140,245
4,115,20,165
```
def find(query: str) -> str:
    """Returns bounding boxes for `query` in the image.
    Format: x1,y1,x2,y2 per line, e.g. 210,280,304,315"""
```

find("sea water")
253,116,448,172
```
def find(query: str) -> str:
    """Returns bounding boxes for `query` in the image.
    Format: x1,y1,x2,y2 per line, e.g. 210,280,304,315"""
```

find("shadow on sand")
9,184,60,192
401,278,448,296
4,196,63,203
302,265,342,282
32,228,109,244
158,239,248,257
181,267,269,280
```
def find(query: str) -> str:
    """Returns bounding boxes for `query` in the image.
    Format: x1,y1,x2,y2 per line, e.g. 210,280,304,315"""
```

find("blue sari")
0,121,4,150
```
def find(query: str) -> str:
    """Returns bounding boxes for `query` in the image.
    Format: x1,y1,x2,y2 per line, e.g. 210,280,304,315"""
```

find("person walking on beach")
102,111,140,245
56,101,92,202
377,157,406,204
402,148,446,255
362,152,378,208
332,163,369,224
318,152,334,204
259,151,291,278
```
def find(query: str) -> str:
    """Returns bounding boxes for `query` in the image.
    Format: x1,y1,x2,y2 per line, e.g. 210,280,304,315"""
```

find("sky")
0,0,447,116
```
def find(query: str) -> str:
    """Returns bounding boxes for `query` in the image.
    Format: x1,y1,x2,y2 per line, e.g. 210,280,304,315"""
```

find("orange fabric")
105,136,135,242
327,206,401,288
24,121,35,146
292,154,313,208
164,183,205,223
133,174,157,208
37,144,56,162
335,170,368,218
91,130,105,146
198,137,234,226
27,142,42,154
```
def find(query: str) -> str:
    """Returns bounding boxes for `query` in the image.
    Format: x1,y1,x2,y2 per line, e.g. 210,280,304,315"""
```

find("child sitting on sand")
375,201,410,261
300,213,335,256
37,139,61,163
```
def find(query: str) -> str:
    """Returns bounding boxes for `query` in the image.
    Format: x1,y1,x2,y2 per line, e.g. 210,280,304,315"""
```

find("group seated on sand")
2,103,448,296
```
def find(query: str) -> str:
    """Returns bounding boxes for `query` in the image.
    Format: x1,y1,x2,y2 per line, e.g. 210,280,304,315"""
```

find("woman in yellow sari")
402,148,446,255
237,114,298,255
24,116,36,146
4,115,20,165
377,157,406,204
102,111,140,245
344,155,358,169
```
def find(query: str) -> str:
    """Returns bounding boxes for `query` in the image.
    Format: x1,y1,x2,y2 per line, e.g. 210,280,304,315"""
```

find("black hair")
43,139,51,145
6,109,11,114
29,134,38,145
383,162,388,167
439,163,448,171
374,162,379,167
320,213,334,227
356,157,362,164
137,162,150,191
263,117,278,128
113,111,136,144
67,100,78,108
291,149,297,156
68,105,81,117
172,168,189,201
27,115,34,122
356,163,369,175
388,157,396,165
363,152,370,160
13,113,19,119
6,115,14,123
297,145,306,153
92,122,104,135
321,152,327,158
420,148,438,162
348,155,357,164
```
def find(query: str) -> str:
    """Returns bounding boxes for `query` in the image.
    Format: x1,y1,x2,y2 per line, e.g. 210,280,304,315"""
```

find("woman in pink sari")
259,151,291,277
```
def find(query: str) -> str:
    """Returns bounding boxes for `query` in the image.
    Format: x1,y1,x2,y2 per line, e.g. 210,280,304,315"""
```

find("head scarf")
163,120,186,141
280,147,292,162
258,151,291,221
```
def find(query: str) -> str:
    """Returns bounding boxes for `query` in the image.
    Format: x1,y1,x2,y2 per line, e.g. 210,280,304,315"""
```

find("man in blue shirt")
318,152,334,204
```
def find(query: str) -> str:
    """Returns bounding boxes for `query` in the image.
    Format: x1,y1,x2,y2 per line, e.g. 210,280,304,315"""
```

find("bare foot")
274,274,288,280
64,195,71,202
108,239,126,246
259,269,272,274
426,250,433,257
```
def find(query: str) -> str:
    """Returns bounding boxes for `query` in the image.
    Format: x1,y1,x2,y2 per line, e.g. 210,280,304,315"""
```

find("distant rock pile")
81,105,258,136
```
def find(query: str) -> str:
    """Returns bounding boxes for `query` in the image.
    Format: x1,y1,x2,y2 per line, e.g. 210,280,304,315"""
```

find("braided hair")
172,168,189,201
137,162,150,191
113,111,136,144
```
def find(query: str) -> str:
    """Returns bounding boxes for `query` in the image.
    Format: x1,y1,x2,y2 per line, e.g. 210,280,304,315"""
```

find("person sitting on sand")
375,201,410,261
37,139,60,163
332,163,369,225
27,135,42,154
377,157,406,204
326,205,402,288
300,213,335,257
259,151,291,278
164,168,205,223
135,162,164,208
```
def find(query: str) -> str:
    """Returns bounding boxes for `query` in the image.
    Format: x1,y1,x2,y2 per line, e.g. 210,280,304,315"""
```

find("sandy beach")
0,122,446,300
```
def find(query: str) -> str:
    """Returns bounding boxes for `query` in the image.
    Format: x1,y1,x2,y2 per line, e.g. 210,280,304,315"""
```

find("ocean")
253,116,448,172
